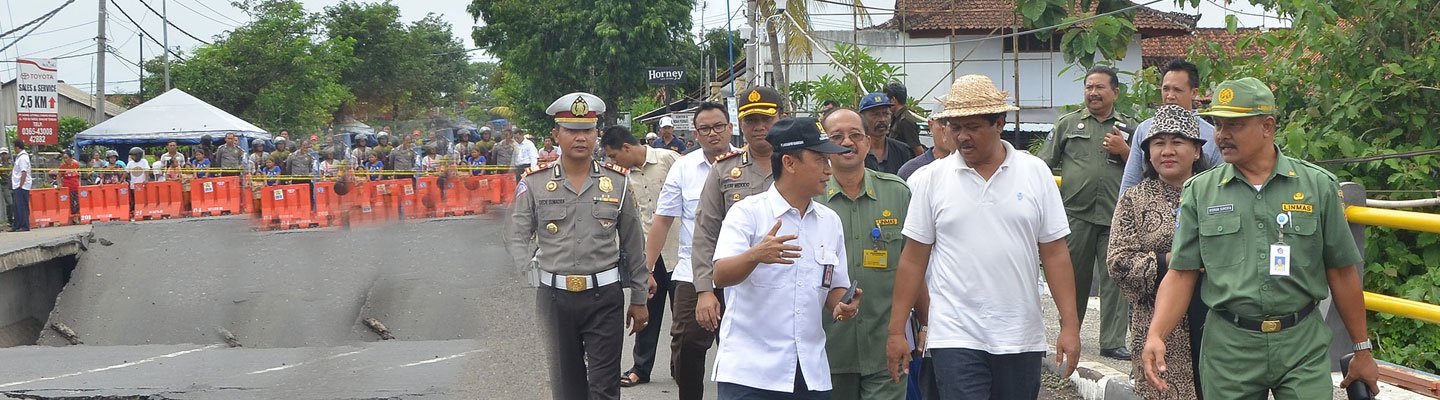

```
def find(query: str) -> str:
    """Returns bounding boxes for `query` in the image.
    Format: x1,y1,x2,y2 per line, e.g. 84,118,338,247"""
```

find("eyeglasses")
694,123,730,136
828,133,867,144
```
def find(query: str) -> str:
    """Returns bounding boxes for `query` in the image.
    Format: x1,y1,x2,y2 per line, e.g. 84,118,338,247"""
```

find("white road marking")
387,349,484,370
245,348,370,375
0,344,223,389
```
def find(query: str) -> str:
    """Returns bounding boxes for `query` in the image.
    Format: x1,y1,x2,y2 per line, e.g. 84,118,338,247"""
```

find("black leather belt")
1214,303,1317,333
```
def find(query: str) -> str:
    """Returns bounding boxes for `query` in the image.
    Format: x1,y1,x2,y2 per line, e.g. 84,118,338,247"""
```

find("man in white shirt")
712,117,860,398
886,75,1081,399
9,140,32,232
645,102,737,397
514,133,540,174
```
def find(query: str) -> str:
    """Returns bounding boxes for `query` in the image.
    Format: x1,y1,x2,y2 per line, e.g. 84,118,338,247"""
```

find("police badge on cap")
547,92,607,129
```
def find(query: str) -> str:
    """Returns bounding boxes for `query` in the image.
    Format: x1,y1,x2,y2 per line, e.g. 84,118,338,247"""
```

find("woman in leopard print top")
1107,105,1212,399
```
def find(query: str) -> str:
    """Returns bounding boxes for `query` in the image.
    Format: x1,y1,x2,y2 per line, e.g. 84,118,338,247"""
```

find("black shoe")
1100,347,1132,360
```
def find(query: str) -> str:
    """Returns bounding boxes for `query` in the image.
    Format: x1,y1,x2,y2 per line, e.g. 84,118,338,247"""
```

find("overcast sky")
1,0,1286,95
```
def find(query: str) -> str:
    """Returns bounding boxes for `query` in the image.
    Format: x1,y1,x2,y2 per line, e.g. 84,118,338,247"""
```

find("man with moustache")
1120,58,1223,195
817,108,913,399
690,87,787,359
647,102,739,398
887,75,1081,399
857,92,915,175
1037,66,1136,360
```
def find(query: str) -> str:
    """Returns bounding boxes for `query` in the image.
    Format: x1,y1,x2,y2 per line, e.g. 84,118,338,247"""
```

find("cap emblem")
748,90,761,102
1217,88,1235,105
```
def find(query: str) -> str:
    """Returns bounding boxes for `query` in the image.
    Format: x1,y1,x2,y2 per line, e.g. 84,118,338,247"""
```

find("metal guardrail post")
1326,182,1371,371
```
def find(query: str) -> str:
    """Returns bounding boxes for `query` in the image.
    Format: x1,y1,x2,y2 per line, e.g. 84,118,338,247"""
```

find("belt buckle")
1260,320,1282,333
564,276,587,292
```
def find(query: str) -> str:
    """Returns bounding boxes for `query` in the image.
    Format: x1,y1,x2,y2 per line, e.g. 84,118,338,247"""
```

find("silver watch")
1352,340,1373,352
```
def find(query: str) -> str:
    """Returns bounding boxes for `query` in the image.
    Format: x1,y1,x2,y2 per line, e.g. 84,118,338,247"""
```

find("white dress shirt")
11,151,32,190
513,138,539,166
903,141,1070,354
712,186,850,392
654,146,737,282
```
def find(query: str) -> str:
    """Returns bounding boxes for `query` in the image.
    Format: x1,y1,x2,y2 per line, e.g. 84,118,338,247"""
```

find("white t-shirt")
654,147,736,283
712,186,849,392
902,141,1070,354
126,158,150,188
513,139,539,166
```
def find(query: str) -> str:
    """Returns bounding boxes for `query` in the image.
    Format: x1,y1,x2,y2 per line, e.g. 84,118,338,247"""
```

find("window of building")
1003,33,1059,53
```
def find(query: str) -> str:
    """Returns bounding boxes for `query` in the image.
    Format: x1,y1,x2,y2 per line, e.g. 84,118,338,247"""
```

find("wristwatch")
1352,340,1373,352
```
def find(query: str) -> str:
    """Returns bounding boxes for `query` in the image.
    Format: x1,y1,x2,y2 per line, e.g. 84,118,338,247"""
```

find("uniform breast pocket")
1198,215,1244,269
748,264,791,289
592,204,621,237
1062,132,1093,162
1281,213,1319,265
538,206,567,236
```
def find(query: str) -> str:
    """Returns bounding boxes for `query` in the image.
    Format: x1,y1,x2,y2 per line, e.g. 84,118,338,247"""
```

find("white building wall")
784,29,1144,125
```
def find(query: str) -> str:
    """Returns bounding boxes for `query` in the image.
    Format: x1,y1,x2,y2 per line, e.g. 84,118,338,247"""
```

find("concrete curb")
1044,351,1139,400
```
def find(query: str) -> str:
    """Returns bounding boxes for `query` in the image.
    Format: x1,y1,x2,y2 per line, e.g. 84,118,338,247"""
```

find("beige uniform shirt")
690,150,774,291
629,147,683,271
509,161,648,304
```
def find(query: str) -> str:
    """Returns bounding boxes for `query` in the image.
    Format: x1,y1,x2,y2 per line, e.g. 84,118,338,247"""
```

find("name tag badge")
1207,204,1235,215
821,264,834,289
1270,243,1291,277
862,249,888,269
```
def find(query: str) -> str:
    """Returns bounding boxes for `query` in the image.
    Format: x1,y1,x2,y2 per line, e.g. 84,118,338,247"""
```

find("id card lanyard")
1270,212,1292,277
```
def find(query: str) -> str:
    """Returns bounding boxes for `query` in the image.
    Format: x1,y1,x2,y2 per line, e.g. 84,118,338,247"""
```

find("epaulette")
714,150,745,162
872,171,908,186
522,164,550,177
601,162,629,175
1292,157,1339,182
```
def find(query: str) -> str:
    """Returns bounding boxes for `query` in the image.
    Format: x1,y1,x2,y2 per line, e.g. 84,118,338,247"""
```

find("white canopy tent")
74,89,270,149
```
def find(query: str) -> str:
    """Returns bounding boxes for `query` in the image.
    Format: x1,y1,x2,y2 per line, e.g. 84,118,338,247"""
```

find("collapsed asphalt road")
0,216,550,399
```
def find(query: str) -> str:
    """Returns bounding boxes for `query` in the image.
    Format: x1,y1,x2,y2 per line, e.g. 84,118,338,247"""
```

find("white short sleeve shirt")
712,186,850,392
654,147,735,282
903,141,1069,354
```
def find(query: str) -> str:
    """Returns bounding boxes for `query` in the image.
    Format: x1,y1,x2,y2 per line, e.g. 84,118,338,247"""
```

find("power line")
110,0,188,62
135,0,212,45
30,20,95,36
171,0,239,28
182,0,246,25
0,0,78,54
18,37,93,58
0,0,76,39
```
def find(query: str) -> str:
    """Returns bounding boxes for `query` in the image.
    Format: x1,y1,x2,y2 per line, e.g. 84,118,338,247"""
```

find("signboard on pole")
15,58,59,145
669,113,693,131
646,67,686,86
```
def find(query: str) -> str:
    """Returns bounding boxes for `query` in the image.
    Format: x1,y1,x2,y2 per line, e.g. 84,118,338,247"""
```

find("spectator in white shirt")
886,75,1081,399
125,147,150,188
9,140,32,232
513,132,539,172
711,117,859,398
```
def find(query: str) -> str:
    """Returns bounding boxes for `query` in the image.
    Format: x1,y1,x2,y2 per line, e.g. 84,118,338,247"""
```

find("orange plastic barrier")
312,181,349,227
259,184,317,230
29,188,73,228
414,176,442,219
132,181,185,220
351,180,403,225
76,184,131,224
497,176,516,205
190,176,244,216
442,176,485,216
479,175,506,205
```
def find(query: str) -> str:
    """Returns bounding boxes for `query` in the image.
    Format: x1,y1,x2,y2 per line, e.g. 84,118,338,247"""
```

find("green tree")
788,44,903,113
140,0,357,134
323,2,470,120
468,0,694,127
701,28,746,77
43,116,92,152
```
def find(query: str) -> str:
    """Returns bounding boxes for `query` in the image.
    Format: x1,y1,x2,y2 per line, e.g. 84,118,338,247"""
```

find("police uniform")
674,86,782,399
1172,78,1364,398
817,169,911,400
1037,105,1138,354
509,92,646,400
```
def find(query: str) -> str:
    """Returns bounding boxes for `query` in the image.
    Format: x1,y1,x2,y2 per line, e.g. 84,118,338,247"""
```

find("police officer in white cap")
510,92,648,400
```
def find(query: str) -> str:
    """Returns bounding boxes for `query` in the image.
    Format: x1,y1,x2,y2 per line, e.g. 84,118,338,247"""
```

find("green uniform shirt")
1170,149,1363,317
1038,109,1138,226
815,169,911,375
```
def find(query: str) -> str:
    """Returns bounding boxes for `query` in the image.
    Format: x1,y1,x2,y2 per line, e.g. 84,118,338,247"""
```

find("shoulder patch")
873,171,908,185
1293,158,1339,182
522,165,549,177
715,150,745,162
601,162,629,175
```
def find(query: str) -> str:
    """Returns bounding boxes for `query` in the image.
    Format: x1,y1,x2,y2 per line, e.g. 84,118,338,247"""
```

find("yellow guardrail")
1345,206,1440,235
1363,292,1440,325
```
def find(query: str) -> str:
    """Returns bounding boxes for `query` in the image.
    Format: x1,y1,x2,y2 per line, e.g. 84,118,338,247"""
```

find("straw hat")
932,75,1020,119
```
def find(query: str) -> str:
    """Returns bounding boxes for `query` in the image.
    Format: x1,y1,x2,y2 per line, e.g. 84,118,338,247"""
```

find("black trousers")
539,283,624,400
629,256,673,378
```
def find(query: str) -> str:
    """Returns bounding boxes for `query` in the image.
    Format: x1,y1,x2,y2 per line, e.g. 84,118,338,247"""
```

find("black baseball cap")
767,117,851,154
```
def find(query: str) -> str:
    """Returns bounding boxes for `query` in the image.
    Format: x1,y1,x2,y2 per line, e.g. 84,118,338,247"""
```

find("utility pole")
138,33,145,101
95,0,108,123
163,0,171,90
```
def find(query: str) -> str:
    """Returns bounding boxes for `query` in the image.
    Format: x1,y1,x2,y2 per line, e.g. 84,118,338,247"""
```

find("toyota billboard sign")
15,58,60,145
